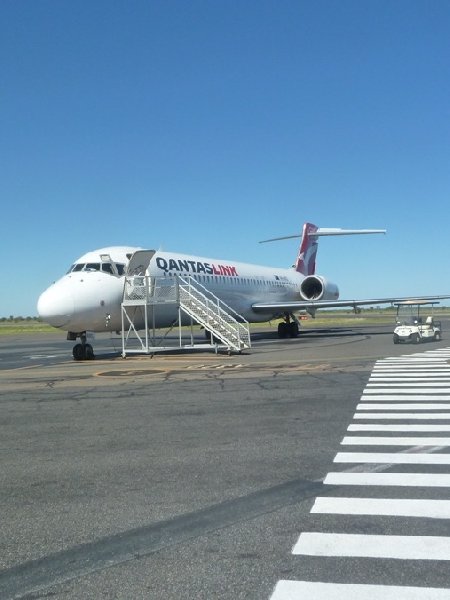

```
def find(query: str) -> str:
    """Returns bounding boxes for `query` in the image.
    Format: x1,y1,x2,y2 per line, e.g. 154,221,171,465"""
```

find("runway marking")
382,357,449,362
271,580,450,599
371,379,450,383
361,395,450,401
354,412,450,419
270,346,450,600
367,384,450,389
341,436,450,446
324,472,450,487
334,452,450,464
379,364,450,368
311,497,450,518
370,378,450,382
348,424,450,431
357,403,450,410
293,532,450,560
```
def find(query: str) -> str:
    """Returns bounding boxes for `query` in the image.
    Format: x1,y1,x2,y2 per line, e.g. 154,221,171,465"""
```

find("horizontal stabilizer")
259,228,386,243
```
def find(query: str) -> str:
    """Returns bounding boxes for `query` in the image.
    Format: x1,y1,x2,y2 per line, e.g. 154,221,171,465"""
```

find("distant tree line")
0,316,42,322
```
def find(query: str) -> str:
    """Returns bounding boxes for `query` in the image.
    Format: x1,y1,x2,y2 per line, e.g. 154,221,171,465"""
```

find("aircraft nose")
37,285,74,328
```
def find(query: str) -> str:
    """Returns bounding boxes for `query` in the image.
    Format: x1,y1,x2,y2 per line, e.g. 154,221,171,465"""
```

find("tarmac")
1,322,450,599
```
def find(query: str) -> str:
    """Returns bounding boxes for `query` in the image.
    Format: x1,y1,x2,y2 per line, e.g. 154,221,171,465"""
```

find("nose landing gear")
69,332,95,361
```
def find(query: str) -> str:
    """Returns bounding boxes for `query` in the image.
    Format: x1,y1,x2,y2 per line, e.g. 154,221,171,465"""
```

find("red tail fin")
295,222,319,275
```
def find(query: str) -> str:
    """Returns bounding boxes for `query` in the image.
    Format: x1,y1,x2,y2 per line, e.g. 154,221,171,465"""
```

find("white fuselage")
37,246,317,334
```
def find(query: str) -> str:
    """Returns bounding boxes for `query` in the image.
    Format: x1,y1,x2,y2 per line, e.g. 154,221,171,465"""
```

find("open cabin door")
126,250,156,276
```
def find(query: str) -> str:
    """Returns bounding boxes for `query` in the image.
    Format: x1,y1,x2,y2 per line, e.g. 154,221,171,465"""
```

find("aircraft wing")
252,295,450,313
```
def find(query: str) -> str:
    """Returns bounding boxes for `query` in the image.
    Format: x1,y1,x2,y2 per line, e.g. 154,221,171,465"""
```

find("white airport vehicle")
393,301,442,344
37,222,450,360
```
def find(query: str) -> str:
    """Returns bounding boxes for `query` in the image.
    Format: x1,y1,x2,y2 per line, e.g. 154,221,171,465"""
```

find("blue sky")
1,0,450,317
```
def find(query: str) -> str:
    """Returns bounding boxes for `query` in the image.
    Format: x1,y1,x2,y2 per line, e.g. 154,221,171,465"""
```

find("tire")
434,331,442,342
84,343,95,360
393,334,399,344
278,322,288,338
412,333,420,344
289,322,299,338
73,343,84,361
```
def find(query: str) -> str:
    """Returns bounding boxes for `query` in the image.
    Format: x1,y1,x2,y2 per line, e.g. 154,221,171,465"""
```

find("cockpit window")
66,261,126,276
101,263,114,274
85,263,101,271
72,264,85,272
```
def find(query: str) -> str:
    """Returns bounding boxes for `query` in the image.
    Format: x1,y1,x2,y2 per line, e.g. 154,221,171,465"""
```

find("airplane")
37,222,450,360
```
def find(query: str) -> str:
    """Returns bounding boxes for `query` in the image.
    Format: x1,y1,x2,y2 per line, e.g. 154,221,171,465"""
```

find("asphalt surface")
1,323,450,599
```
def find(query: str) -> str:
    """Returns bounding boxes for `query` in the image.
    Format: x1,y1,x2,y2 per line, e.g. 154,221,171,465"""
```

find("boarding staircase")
121,274,251,355
177,275,251,351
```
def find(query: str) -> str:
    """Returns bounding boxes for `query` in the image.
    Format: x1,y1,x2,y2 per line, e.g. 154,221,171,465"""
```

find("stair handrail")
176,274,250,326
176,275,250,349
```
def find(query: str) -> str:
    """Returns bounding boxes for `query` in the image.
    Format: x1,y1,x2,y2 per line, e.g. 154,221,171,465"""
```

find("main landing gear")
68,332,95,361
277,314,300,338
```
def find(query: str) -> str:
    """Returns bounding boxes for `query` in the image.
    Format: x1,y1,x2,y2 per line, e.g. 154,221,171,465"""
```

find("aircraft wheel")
278,322,288,338
84,343,95,360
73,344,84,361
289,322,299,338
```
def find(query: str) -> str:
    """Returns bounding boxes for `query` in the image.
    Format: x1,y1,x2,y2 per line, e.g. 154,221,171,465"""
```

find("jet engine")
300,275,339,301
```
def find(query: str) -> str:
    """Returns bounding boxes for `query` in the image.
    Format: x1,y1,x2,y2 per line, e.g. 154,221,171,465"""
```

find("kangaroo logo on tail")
295,222,319,275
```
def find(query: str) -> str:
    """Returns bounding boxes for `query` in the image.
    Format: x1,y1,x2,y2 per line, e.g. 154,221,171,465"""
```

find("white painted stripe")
374,367,450,370
354,413,450,419
341,436,450,446
380,355,448,358
374,364,450,368
311,497,450,518
324,471,450,487
369,373,450,382
374,355,450,368
270,580,450,600
378,367,450,370
373,367,450,370
293,532,450,559
357,403,450,410
361,395,450,401
382,356,447,366
348,424,450,431
370,381,450,386
383,357,448,361
334,452,450,464
367,384,450,389
373,372,450,375
373,370,450,374
364,390,450,396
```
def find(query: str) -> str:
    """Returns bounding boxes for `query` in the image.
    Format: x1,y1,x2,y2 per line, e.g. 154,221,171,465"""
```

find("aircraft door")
126,250,156,276
125,250,156,302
